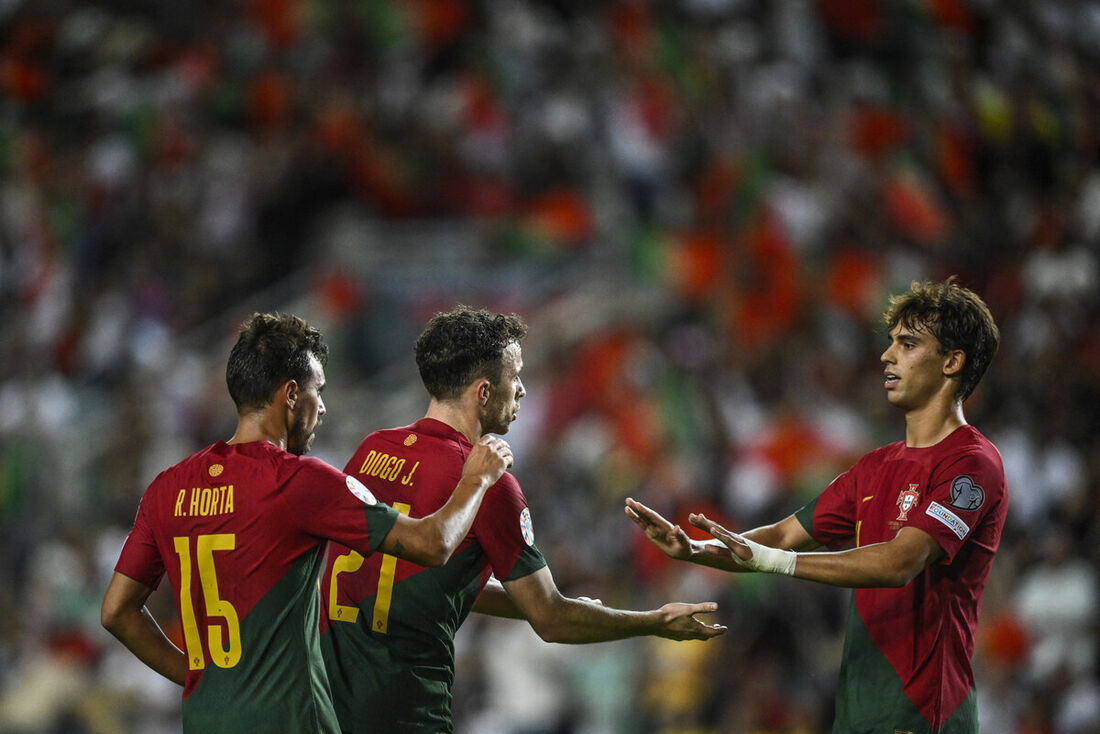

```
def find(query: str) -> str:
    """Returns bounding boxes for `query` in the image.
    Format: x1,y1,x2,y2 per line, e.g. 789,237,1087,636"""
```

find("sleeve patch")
519,507,534,546
947,475,985,511
346,475,377,505
927,501,969,539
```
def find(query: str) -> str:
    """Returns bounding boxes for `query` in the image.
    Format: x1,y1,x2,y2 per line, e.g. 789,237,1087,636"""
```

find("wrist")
744,539,796,576
459,473,492,492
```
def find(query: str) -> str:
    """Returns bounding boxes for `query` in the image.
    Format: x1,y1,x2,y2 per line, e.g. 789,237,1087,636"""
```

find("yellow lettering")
386,458,405,481
358,451,414,483
359,450,379,475
224,485,233,513
175,489,187,517
400,462,419,486
189,488,200,516
200,488,213,516
369,453,388,477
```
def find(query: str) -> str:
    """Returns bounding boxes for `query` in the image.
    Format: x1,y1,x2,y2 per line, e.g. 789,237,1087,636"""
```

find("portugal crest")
896,484,921,521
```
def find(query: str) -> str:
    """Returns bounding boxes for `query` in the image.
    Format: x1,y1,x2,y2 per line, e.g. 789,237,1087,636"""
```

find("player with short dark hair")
628,278,1006,734
101,312,514,734
320,305,726,733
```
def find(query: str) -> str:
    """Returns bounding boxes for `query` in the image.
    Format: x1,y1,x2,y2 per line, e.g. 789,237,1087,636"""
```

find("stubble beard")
288,414,315,456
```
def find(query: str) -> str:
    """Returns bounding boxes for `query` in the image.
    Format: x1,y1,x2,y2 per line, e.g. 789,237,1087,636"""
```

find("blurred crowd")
2,0,1099,732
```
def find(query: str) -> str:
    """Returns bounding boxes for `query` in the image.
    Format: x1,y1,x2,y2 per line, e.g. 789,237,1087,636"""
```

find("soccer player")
101,312,515,734
626,278,1005,734
320,305,726,733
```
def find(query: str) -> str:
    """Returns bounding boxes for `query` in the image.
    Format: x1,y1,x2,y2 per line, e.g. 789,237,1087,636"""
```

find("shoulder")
942,427,1005,473
494,471,523,494
292,454,345,478
855,440,905,469
484,472,528,510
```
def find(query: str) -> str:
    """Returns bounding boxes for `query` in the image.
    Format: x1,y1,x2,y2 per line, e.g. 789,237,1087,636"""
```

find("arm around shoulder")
378,436,513,566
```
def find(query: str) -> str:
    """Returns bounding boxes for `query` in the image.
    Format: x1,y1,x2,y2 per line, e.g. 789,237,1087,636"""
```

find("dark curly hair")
883,277,1000,402
414,306,528,400
226,312,329,412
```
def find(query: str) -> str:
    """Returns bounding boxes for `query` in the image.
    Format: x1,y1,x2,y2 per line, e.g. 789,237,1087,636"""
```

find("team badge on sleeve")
519,507,534,546
947,475,984,511
927,501,970,539
346,475,378,505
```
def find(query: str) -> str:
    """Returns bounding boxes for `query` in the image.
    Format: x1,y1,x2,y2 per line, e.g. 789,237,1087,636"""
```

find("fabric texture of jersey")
794,425,1007,734
115,440,399,734
320,418,547,733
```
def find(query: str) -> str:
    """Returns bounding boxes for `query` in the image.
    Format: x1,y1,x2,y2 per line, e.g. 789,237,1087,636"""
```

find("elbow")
527,617,564,643
523,601,570,643
390,520,453,567
416,529,453,568
419,542,451,568
101,599,124,636
881,563,922,588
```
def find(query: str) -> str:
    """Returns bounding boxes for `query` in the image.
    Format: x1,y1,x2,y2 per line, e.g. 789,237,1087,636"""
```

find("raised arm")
378,435,513,567
101,572,187,686
499,567,726,644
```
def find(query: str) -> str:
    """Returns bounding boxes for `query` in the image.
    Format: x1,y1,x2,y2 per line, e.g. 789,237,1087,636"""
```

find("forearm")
105,607,187,685
427,474,494,557
529,597,662,644
385,475,493,566
791,542,927,588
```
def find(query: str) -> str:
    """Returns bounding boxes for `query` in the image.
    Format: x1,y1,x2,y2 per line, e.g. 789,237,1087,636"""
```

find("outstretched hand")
654,602,727,641
688,513,753,564
624,498,694,560
689,513,797,576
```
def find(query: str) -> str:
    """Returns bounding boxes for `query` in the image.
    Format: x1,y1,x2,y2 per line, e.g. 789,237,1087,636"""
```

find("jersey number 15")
173,534,242,670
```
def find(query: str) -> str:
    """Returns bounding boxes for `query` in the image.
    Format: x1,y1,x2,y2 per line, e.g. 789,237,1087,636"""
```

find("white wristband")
741,535,797,576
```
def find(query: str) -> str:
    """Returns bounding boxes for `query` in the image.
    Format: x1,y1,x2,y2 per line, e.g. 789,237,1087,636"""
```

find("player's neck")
424,400,484,444
903,399,966,448
228,411,288,451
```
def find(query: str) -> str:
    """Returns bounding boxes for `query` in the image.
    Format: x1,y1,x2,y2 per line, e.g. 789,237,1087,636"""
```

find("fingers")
684,601,718,615
689,513,740,543
476,435,514,469
692,621,728,638
688,512,719,533
625,498,673,529
665,601,727,639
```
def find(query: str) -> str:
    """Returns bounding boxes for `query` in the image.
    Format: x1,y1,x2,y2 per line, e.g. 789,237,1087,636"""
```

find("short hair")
226,313,329,412
414,306,528,400
883,277,1000,401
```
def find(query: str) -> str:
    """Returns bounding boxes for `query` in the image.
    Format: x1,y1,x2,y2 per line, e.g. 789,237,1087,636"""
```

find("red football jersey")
796,425,1007,733
319,418,546,732
115,440,398,733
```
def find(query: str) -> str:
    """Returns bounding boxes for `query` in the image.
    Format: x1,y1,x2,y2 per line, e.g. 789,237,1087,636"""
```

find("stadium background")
2,1,1098,732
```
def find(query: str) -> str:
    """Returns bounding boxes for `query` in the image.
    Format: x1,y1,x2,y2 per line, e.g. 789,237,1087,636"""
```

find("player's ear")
943,349,965,378
475,379,491,406
282,379,299,408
